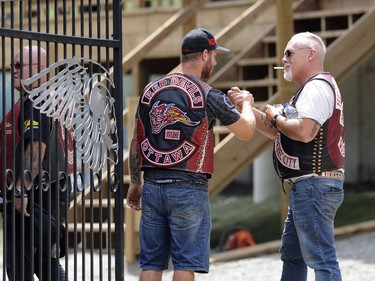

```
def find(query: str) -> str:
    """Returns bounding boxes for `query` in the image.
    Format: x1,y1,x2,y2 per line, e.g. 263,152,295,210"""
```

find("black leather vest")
137,73,215,176
273,73,345,179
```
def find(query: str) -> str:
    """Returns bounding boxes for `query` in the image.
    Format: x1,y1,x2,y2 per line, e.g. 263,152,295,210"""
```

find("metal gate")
0,1,124,280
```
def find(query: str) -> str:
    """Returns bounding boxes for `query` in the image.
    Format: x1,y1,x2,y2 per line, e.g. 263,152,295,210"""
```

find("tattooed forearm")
276,117,291,138
128,117,143,184
261,113,269,127
129,145,142,184
129,124,142,185
24,141,46,182
310,122,320,139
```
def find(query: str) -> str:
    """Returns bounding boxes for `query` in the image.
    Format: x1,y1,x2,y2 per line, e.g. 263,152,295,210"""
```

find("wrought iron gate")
0,1,124,280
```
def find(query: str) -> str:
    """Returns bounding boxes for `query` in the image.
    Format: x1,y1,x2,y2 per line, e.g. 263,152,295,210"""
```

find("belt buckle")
320,171,344,180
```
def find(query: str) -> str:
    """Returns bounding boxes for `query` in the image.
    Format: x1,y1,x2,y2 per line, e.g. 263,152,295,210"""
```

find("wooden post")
124,96,141,264
132,62,150,98
182,0,197,35
275,0,295,230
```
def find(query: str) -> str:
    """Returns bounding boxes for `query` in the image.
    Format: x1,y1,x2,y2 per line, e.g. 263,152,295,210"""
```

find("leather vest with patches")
273,73,345,179
137,73,214,176
0,98,74,193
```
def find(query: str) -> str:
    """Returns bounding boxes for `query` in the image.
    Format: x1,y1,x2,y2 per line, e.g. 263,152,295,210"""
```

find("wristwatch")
14,187,27,198
271,114,280,128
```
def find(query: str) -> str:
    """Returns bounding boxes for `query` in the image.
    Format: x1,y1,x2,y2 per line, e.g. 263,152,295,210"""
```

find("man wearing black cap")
127,27,256,281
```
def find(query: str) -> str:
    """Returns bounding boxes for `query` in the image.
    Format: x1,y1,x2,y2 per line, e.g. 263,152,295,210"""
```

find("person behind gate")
0,45,71,281
126,27,256,281
228,31,345,281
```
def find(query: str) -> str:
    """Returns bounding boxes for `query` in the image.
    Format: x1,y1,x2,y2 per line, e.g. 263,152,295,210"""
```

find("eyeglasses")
284,47,311,58
11,62,39,69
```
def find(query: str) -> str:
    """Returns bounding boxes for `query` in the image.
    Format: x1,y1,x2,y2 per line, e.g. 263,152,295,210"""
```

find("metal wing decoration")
21,57,118,173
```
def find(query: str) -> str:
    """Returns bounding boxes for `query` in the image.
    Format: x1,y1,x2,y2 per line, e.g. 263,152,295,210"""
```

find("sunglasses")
11,62,39,69
284,47,311,58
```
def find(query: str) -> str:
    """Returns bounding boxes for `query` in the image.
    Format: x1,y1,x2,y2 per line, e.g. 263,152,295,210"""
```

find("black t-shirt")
206,88,240,127
15,97,51,190
22,97,51,144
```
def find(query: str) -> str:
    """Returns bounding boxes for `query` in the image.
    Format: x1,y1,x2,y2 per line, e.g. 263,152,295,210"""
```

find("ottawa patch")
141,138,197,167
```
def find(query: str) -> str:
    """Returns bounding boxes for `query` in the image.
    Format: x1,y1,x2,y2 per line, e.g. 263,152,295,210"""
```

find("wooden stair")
66,0,375,263
208,1,375,196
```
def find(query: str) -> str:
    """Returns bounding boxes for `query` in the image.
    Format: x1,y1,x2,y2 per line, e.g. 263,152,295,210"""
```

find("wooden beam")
208,93,280,197
210,219,375,264
275,0,295,102
124,96,141,264
325,4,375,81
275,0,295,233
122,0,209,125
122,0,209,74
209,132,272,198
214,0,273,43
182,0,197,35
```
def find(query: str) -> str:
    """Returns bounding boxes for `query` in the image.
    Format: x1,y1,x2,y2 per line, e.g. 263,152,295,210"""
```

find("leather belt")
287,170,344,184
316,171,345,181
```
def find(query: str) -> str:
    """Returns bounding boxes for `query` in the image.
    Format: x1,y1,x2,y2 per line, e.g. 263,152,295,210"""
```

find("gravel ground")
123,230,375,281
2,229,373,280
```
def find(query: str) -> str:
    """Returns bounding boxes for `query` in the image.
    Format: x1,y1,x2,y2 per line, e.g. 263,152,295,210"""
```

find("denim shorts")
139,182,211,273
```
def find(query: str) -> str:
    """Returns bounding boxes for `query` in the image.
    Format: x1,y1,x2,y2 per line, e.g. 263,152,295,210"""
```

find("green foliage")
335,191,375,226
210,195,282,249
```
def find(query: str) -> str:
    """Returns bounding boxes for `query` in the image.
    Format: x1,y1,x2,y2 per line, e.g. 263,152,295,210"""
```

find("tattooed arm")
15,140,47,216
252,107,279,140
274,116,321,143
126,122,143,211
227,87,278,140
264,105,321,142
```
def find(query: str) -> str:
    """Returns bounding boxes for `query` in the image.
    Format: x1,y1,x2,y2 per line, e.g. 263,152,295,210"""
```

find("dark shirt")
15,97,51,185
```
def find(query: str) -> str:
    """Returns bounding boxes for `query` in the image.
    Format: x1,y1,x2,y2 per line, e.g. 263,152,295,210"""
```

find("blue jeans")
280,177,344,281
139,182,211,273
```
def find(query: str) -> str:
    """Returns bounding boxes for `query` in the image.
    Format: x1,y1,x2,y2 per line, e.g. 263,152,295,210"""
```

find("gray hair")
292,32,326,64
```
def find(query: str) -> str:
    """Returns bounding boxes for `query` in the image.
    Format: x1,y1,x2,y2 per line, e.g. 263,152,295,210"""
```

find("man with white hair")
229,32,345,281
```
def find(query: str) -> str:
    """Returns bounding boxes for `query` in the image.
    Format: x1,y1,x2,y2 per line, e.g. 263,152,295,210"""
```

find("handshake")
227,86,255,110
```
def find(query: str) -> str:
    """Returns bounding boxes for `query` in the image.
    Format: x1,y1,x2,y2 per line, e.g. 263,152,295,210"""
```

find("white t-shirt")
295,79,334,125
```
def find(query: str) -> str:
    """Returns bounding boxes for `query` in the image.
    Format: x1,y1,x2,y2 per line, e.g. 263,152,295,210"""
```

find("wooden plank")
263,30,345,44
212,79,277,89
207,0,307,85
78,198,127,208
210,220,375,264
209,132,272,198
208,93,279,197
276,0,295,235
210,240,280,264
122,0,210,73
325,4,375,81
214,0,273,44
237,57,278,66
293,6,368,19
208,3,375,196
334,220,375,237
67,222,121,233
125,205,141,264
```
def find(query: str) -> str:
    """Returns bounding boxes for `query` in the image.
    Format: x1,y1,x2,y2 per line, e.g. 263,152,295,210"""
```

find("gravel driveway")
124,230,375,281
